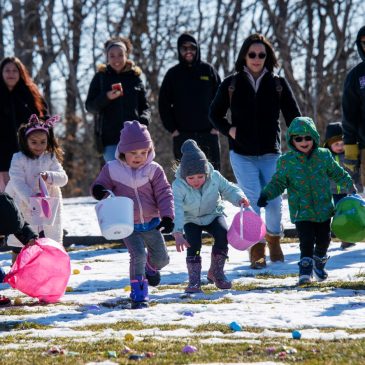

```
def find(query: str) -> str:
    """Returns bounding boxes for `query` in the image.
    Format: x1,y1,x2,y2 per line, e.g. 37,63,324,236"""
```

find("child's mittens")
257,193,268,207
156,217,174,234
92,184,107,200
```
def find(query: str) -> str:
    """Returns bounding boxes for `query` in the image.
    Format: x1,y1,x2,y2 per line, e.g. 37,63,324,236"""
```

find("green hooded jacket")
262,117,354,223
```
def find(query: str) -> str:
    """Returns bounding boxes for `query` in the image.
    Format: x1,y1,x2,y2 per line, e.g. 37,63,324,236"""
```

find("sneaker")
0,295,11,306
313,255,329,281
340,242,356,250
298,257,313,285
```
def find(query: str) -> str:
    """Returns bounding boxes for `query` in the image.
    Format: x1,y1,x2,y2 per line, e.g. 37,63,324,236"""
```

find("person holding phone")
86,36,151,162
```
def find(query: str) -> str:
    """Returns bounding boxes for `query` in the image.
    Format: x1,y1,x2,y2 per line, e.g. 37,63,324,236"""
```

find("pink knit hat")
117,121,152,153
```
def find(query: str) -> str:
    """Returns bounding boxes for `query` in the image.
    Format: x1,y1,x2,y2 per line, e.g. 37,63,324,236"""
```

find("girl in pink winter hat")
91,121,174,309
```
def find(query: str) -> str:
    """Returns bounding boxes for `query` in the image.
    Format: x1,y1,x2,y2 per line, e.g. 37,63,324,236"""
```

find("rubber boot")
298,257,313,285
265,234,284,262
130,275,149,309
185,256,202,293
207,248,232,289
249,242,266,269
313,255,329,281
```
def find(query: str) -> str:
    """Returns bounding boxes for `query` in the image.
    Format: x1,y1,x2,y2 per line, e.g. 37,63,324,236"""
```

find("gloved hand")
156,217,174,234
92,184,107,200
344,144,360,172
257,193,268,207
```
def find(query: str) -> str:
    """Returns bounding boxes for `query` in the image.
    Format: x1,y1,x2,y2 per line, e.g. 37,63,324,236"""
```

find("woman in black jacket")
0,57,47,192
85,36,151,162
209,33,301,269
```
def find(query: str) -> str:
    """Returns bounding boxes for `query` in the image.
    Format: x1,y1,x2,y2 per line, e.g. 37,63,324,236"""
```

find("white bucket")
95,192,134,240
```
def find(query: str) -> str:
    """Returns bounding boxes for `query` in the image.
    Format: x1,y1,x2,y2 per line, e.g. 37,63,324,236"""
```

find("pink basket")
4,238,71,303
227,206,266,251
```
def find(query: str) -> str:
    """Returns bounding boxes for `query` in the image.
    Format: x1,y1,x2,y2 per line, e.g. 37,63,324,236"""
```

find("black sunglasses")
247,52,266,59
293,135,313,142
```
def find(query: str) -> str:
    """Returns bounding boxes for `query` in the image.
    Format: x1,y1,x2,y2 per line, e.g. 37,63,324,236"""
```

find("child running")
324,122,362,249
257,117,356,285
91,121,174,309
0,192,37,305
5,115,68,254
172,139,249,293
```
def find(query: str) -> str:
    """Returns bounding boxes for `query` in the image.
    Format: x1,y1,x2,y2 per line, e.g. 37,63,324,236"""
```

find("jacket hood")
177,33,201,66
287,117,320,151
356,26,365,62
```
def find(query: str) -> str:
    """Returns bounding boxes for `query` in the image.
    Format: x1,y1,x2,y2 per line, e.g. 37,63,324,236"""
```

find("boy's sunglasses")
293,135,313,142
247,52,266,59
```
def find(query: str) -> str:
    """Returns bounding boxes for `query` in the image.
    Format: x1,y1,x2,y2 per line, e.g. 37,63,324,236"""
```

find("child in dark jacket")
91,121,174,309
257,117,355,285
324,122,363,249
0,192,37,305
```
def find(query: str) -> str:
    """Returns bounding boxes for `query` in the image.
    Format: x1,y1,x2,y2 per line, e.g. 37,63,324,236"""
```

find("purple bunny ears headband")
24,114,61,136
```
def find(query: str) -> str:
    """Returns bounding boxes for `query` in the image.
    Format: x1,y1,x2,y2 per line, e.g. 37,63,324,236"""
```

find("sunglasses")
293,135,313,142
247,52,266,59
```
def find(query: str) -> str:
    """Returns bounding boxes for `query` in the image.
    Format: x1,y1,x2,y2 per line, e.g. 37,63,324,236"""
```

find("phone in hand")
112,83,123,95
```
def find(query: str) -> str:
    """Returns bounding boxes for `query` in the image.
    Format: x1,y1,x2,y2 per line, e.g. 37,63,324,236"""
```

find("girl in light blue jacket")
172,139,249,293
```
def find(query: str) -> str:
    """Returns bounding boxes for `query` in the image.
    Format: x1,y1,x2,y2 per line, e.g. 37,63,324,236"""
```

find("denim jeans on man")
230,151,282,235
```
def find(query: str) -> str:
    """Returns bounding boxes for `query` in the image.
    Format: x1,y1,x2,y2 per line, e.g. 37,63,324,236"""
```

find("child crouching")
91,121,174,309
172,139,249,293
257,117,355,285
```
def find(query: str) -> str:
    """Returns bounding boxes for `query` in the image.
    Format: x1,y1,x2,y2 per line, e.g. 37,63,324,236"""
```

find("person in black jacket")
342,26,365,186
85,36,151,162
209,33,301,269
159,33,221,170
0,57,47,192
0,192,37,305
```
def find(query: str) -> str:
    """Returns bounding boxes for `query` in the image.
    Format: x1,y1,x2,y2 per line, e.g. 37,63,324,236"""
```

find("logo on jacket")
359,76,365,89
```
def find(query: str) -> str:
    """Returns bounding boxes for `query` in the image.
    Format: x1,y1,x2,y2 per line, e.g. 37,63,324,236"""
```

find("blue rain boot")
313,255,329,281
130,275,149,309
298,257,313,285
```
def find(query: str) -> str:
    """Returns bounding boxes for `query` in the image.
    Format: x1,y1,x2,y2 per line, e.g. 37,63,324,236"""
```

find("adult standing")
209,33,301,269
342,26,365,186
85,36,151,162
0,57,47,192
159,33,221,170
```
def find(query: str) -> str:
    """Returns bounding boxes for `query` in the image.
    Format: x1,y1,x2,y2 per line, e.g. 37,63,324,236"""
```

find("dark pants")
173,131,221,171
184,216,228,257
295,219,331,259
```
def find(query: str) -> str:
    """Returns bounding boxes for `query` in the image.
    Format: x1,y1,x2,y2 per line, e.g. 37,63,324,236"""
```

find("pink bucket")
4,238,71,303
227,206,266,251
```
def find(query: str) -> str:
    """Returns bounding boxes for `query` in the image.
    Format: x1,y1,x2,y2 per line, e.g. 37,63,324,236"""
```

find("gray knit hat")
180,139,209,179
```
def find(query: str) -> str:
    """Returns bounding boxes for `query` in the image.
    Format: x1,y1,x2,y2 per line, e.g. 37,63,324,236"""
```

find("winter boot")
145,259,161,287
249,242,266,269
0,295,11,306
0,267,6,283
185,256,203,293
340,242,356,250
313,255,329,281
265,234,284,262
207,248,232,289
130,275,149,309
298,257,313,285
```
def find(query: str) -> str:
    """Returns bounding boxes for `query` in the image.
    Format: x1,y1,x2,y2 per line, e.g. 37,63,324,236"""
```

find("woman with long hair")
0,56,47,191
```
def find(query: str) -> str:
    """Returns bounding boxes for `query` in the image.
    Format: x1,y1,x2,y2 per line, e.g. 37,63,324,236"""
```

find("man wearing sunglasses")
159,33,221,170
342,25,365,189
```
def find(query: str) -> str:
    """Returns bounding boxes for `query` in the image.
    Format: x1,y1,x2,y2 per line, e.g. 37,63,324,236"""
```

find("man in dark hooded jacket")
159,33,221,170
342,25,365,185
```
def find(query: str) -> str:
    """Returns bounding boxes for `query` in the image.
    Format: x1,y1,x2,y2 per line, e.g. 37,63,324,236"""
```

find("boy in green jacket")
257,117,355,284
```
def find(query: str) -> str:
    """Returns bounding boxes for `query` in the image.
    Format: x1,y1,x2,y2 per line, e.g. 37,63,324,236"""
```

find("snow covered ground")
1,197,365,352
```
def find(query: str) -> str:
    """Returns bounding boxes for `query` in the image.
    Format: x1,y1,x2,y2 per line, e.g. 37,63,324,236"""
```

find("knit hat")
117,121,152,153
324,122,343,148
180,139,209,179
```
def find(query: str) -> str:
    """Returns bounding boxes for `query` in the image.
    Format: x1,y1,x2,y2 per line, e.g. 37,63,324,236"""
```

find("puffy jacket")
91,150,174,225
85,61,151,146
262,117,354,223
172,163,246,232
209,71,300,155
342,26,365,147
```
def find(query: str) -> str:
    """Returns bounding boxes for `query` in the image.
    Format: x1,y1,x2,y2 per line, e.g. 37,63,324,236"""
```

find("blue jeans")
230,151,282,235
103,144,118,162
